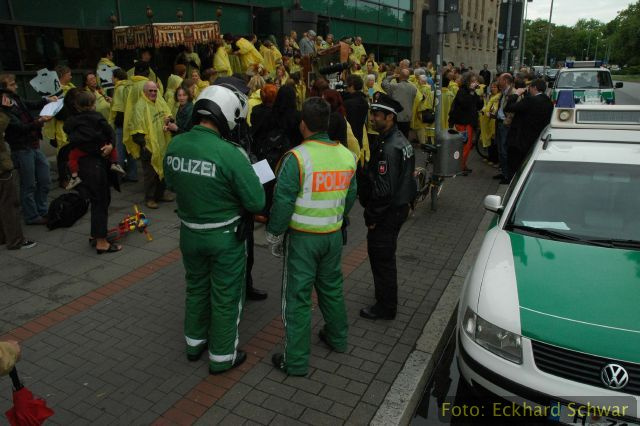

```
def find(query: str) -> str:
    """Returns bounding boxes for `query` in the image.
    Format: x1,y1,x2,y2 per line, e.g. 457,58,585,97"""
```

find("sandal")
96,243,122,255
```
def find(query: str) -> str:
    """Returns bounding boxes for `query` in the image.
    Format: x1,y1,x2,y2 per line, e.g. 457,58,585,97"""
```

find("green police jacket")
267,132,358,236
164,125,265,228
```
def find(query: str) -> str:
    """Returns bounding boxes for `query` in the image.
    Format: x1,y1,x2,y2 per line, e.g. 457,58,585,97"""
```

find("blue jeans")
12,148,51,223
496,121,509,176
115,127,138,180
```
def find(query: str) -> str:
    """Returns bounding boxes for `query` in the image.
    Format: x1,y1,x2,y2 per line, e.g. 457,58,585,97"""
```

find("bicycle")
413,143,444,212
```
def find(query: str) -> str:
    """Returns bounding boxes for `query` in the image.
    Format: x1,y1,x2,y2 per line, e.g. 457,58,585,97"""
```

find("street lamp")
521,0,533,66
542,0,554,75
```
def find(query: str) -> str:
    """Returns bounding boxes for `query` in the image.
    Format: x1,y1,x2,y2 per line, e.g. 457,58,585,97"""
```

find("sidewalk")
0,153,498,425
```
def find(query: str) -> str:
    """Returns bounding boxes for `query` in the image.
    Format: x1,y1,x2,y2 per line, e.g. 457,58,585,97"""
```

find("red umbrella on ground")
5,367,54,426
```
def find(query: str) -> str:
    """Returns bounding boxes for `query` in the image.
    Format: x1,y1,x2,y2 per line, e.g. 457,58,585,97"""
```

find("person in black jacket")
504,78,553,180
0,73,56,225
63,90,122,254
449,72,484,175
359,92,417,321
342,75,369,148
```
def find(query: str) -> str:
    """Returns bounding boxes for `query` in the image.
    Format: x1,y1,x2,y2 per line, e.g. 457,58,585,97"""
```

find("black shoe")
359,305,396,320
246,287,268,301
209,350,247,374
318,328,346,353
271,353,306,376
187,344,207,362
492,173,504,180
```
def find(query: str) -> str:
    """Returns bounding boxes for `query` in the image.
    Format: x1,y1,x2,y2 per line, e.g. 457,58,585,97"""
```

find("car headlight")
463,307,523,364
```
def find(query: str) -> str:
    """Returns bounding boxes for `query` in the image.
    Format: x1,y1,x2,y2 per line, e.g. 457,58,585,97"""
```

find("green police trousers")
180,224,245,372
282,230,348,375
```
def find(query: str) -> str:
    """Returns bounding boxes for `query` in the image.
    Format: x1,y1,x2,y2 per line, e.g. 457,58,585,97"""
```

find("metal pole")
521,0,529,66
594,36,599,61
542,0,554,76
435,0,445,134
586,32,591,60
501,0,514,71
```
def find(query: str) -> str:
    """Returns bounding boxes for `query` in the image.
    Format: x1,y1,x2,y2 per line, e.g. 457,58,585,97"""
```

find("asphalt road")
613,80,640,105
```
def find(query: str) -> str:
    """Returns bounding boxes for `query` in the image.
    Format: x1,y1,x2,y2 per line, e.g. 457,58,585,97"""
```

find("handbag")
421,90,436,124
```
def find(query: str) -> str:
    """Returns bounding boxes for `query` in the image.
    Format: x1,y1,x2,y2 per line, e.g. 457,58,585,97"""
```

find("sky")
525,0,635,26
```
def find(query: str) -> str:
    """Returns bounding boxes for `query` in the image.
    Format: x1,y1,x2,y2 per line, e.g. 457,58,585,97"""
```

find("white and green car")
457,98,640,424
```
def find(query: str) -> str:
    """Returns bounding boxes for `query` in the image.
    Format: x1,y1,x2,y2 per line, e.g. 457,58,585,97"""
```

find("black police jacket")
360,124,417,226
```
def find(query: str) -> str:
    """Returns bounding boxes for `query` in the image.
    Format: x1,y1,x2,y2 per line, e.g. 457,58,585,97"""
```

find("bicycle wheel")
414,167,429,203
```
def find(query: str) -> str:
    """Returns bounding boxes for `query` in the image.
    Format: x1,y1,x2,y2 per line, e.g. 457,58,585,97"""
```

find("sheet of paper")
40,98,64,117
521,221,570,230
252,159,275,184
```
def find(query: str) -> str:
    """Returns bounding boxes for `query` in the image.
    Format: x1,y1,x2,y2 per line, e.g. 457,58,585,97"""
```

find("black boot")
246,286,268,301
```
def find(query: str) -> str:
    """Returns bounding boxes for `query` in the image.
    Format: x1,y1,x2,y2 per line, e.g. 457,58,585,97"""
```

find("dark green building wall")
1,0,411,46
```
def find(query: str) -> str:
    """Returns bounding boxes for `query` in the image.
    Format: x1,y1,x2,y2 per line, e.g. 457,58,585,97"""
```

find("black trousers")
246,219,255,291
77,157,111,239
141,156,165,201
367,204,410,314
507,146,527,181
0,170,25,249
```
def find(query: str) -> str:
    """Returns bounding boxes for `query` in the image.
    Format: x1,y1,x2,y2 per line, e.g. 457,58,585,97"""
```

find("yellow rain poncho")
184,51,201,78
164,74,183,114
295,82,306,111
411,83,435,141
122,75,150,155
91,88,111,121
214,46,232,77
246,89,262,127
109,79,132,127
125,93,172,178
350,43,366,65
260,45,277,74
479,92,501,148
42,82,76,145
236,38,264,72
439,87,455,131
448,80,459,97
193,80,209,99
345,120,360,159
127,65,164,97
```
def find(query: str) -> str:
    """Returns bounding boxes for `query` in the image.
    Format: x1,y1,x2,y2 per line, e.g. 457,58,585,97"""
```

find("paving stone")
232,401,276,425
291,390,333,412
329,402,353,420
262,395,305,419
299,408,342,425
347,402,379,425
217,382,253,410
195,406,230,426
255,379,296,400
319,385,360,407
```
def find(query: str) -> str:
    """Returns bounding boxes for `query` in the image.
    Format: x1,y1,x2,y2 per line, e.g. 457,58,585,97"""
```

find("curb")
371,208,495,426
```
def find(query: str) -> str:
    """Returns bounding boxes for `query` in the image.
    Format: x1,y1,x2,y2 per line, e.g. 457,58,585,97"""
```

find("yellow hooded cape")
109,79,132,126
236,38,264,72
479,92,501,148
164,74,183,114
125,93,172,178
214,46,232,77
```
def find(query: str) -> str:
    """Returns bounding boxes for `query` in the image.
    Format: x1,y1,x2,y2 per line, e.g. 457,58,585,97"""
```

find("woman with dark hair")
449,71,484,175
323,89,360,157
165,86,193,135
82,72,111,120
63,90,122,254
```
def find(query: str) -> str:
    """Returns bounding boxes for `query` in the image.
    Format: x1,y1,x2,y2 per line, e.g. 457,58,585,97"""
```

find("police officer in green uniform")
164,84,265,374
267,97,358,376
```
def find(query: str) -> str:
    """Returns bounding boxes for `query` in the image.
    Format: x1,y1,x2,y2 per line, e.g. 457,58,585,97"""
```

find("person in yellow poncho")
260,40,282,75
122,61,152,174
410,75,435,145
190,70,209,99
351,36,366,64
43,65,76,147
289,30,300,52
164,64,186,115
127,49,164,96
447,71,460,97
274,65,289,89
246,75,265,126
288,54,302,76
233,35,264,73
179,45,201,78
125,81,173,209
108,68,137,182
97,48,118,93
439,75,456,131
213,39,232,77
83,72,111,121
291,72,306,111
479,81,500,153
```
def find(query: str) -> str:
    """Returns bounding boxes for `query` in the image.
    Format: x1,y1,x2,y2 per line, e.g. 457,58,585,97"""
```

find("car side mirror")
484,195,503,213
615,82,623,88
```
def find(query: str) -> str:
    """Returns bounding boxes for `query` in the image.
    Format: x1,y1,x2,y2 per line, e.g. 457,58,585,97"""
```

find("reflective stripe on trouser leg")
180,225,212,355
314,231,348,351
208,232,245,372
283,232,318,375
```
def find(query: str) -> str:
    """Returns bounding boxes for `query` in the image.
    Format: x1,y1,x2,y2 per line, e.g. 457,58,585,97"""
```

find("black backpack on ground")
46,192,89,230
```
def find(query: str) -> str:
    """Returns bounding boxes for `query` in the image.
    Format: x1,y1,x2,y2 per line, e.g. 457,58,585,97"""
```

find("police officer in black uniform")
359,92,417,320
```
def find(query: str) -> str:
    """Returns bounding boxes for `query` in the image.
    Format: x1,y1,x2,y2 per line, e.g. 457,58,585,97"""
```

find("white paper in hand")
252,159,276,184
40,98,64,117
97,64,117,90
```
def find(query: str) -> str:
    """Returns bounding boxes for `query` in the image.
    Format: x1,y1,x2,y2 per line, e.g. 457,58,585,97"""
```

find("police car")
551,61,623,104
457,91,640,425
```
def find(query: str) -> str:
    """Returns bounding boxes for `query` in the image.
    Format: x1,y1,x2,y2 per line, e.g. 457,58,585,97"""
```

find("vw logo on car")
601,364,630,390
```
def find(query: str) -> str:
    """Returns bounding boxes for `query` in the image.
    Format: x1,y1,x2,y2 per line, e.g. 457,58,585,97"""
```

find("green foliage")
522,1,640,67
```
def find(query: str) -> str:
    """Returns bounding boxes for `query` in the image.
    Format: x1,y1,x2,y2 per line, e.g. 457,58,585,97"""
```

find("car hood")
510,232,640,363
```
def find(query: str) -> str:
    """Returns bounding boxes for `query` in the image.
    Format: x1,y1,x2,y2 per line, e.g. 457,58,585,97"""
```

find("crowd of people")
0,29,554,377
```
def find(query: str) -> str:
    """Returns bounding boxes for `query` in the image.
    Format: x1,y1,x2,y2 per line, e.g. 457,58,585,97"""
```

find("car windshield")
507,161,640,244
556,71,613,89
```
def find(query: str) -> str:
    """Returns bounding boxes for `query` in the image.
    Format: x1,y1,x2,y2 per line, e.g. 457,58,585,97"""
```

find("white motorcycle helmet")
193,84,248,139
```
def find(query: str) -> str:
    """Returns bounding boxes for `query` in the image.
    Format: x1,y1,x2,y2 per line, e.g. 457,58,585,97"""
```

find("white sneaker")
65,176,82,190
20,240,37,250
111,164,126,176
